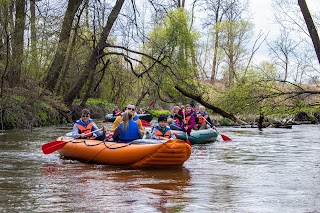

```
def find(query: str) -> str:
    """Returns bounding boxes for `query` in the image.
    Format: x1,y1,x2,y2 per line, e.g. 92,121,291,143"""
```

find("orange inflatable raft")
55,137,192,167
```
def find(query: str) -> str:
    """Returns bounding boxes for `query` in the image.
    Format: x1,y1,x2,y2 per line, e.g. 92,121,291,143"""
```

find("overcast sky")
249,0,320,62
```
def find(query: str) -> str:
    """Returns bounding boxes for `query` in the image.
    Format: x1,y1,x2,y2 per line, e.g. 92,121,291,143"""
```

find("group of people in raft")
72,103,215,142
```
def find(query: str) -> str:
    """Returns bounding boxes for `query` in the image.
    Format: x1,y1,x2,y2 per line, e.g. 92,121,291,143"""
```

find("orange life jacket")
155,126,171,139
195,112,209,128
114,109,121,116
184,112,194,125
76,121,94,139
174,117,181,126
197,112,208,124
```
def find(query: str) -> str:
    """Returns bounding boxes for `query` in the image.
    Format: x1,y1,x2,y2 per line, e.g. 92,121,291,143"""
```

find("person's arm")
150,126,158,139
206,116,213,125
138,130,143,139
136,119,145,134
112,127,121,140
206,116,216,129
91,122,104,138
72,123,80,138
110,116,122,132
168,128,175,138
187,116,195,133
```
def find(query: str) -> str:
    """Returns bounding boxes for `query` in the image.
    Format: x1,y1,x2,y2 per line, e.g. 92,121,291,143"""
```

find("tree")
64,0,125,106
268,28,299,82
298,0,320,64
29,0,38,68
203,0,232,83
42,0,83,93
144,8,199,102
9,0,26,87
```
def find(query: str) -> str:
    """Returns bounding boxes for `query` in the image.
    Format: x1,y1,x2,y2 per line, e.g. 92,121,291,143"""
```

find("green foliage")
13,96,26,102
0,96,64,129
149,110,171,118
215,66,286,117
145,8,200,102
216,76,261,115
219,118,234,126
36,111,48,121
86,98,109,106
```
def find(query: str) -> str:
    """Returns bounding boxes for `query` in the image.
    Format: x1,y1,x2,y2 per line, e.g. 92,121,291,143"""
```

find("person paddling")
72,109,106,141
194,105,214,130
168,106,183,130
179,104,196,135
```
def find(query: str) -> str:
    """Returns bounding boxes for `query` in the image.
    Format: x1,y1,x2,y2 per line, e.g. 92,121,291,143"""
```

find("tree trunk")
56,3,86,96
135,89,149,107
43,0,83,92
9,0,26,87
64,0,125,106
298,0,320,64
80,59,110,107
211,6,221,84
175,85,247,125
30,0,37,68
211,28,219,83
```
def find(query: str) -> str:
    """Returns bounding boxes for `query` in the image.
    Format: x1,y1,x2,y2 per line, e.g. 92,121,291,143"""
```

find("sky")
249,0,320,62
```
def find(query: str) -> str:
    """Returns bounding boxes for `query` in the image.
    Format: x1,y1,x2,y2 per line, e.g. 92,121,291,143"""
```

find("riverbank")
0,96,113,130
0,95,319,130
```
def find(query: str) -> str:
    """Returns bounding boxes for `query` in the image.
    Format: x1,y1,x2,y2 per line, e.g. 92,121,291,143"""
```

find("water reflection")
39,163,191,212
1,125,320,212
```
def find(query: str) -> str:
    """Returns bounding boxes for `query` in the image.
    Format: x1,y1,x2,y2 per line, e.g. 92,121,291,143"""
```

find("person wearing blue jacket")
112,111,143,142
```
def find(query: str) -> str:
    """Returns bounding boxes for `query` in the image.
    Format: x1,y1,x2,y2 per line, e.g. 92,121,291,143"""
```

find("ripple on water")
1,125,320,212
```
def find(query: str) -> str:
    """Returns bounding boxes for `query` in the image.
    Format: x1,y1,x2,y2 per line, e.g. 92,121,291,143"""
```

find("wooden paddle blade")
221,134,232,142
42,141,67,154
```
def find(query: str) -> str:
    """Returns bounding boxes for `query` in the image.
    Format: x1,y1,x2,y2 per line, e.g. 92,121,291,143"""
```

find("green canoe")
103,113,153,122
171,128,218,145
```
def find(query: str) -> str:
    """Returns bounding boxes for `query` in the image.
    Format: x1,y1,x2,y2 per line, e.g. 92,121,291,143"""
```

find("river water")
0,123,319,212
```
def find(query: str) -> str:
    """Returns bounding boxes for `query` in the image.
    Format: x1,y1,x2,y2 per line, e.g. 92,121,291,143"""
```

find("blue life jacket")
132,114,139,121
118,120,139,142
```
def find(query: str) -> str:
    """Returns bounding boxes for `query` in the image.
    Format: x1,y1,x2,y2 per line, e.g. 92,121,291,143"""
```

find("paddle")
42,140,72,154
182,110,191,145
105,132,114,139
146,100,155,111
42,128,103,154
202,116,232,142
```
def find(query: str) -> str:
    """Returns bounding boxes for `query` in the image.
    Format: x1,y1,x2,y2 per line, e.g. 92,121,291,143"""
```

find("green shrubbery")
149,110,171,119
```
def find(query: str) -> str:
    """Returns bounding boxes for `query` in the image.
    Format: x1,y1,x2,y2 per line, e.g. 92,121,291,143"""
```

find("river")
0,123,319,212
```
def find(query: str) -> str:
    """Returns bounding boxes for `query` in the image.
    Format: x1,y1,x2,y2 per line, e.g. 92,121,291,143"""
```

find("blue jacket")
118,120,140,141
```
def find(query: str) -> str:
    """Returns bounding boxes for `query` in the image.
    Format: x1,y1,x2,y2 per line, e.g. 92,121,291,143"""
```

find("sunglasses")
82,115,90,117
127,108,135,111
